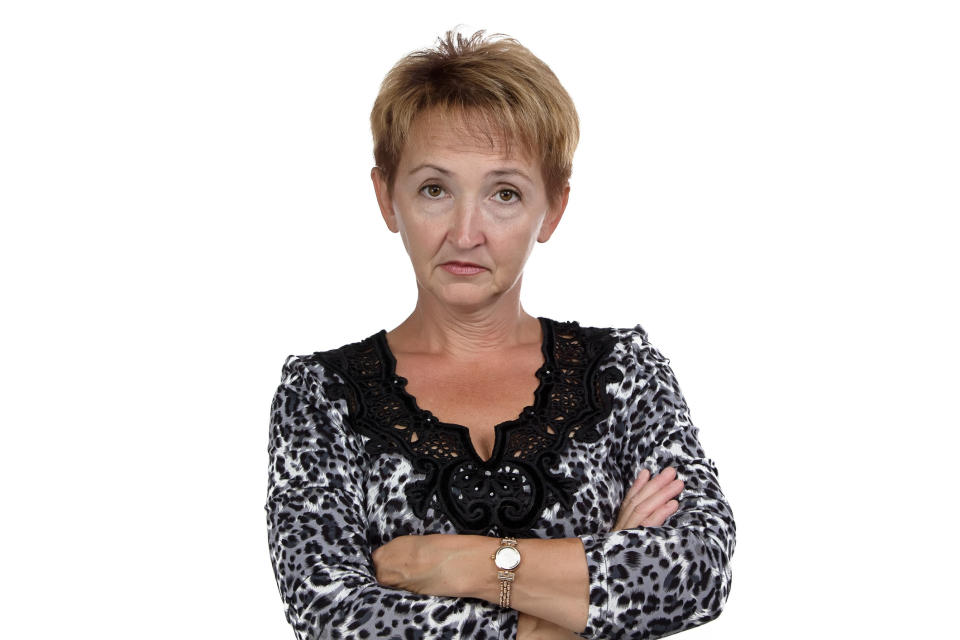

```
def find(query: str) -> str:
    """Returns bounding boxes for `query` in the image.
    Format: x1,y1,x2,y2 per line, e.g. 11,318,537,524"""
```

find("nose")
448,197,484,248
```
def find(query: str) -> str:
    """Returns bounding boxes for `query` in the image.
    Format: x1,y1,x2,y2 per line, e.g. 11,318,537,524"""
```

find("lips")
443,261,485,269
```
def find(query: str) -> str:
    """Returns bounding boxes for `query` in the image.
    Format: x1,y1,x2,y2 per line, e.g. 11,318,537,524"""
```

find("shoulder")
552,317,641,348
566,318,664,359
275,330,381,404
567,318,672,386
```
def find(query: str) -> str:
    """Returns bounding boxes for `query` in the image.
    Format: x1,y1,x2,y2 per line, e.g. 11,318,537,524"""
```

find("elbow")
690,530,734,630
599,539,734,640
641,577,731,640
645,531,733,640
282,573,395,640
280,574,338,640
700,565,733,628
577,521,735,640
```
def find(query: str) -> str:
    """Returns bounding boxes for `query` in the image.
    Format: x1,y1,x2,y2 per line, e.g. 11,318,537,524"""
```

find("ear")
371,166,399,233
537,183,570,243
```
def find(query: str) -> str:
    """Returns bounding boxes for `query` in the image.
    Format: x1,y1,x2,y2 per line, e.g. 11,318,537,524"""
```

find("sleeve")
574,331,736,640
264,355,501,640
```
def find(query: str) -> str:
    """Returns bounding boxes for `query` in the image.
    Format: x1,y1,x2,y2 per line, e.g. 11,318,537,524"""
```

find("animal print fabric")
264,318,735,639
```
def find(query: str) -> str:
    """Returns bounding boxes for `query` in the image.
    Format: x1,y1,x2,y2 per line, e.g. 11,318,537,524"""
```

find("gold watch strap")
498,569,515,608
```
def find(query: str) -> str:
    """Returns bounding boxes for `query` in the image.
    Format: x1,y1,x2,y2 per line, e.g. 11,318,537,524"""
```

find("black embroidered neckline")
311,316,625,536
374,315,553,464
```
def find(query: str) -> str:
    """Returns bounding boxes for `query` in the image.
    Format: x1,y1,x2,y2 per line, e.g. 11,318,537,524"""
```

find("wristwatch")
490,537,522,608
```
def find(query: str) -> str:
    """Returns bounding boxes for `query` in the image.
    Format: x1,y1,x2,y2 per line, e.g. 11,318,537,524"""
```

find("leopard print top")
264,317,736,639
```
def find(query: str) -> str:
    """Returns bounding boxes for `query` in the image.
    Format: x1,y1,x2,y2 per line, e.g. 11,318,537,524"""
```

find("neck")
388,294,540,362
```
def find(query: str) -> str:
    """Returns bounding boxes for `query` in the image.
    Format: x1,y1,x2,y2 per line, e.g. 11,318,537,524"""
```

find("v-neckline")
374,316,555,465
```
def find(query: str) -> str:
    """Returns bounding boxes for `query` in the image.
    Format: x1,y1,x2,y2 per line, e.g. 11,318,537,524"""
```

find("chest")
394,352,544,461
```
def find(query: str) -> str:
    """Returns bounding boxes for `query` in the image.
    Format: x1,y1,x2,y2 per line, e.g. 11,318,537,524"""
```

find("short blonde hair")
370,28,579,210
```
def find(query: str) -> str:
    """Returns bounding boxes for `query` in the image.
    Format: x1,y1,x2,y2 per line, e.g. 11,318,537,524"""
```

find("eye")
495,188,521,204
420,184,445,199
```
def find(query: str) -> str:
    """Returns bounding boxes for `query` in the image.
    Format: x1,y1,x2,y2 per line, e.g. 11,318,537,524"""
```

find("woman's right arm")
265,355,500,639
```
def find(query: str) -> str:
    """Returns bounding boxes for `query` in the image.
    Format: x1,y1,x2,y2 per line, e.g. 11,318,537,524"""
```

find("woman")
265,29,735,640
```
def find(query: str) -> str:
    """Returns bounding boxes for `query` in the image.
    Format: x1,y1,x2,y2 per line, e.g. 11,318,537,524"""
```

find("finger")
648,478,684,505
648,479,684,511
626,466,676,511
642,499,680,527
618,475,682,530
631,479,684,522
616,467,678,530
618,468,653,516
617,489,679,531
625,468,650,498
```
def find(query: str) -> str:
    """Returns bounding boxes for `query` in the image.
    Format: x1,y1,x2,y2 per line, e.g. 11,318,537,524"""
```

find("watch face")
494,546,521,570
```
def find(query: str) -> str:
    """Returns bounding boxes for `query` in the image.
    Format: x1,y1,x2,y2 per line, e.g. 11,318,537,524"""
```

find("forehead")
403,108,535,166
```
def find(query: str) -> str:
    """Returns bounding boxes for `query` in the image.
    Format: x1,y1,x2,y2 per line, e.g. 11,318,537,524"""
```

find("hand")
371,534,463,597
613,466,684,530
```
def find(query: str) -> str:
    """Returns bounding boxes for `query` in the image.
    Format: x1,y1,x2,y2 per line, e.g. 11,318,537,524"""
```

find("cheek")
491,227,538,261
400,226,441,266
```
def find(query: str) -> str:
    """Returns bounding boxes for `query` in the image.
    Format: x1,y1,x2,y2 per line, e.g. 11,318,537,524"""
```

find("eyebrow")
408,163,533,183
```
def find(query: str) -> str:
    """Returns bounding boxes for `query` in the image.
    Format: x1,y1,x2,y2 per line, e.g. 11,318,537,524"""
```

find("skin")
370,106,567,360
368,107,684,638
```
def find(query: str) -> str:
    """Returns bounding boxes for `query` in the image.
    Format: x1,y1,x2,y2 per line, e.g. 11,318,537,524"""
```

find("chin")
436,290,494,308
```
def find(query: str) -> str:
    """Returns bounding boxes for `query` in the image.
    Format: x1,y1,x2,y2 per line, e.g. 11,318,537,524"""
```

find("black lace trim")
306,317,624,537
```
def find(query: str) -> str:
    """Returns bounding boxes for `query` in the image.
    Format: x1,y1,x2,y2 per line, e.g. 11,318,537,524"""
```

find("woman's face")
371,109,569,313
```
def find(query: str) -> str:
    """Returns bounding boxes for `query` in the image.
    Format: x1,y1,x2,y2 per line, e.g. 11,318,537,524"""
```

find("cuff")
574,533,611,639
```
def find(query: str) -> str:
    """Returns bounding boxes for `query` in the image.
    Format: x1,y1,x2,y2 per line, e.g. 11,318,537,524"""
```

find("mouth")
440,261,488,275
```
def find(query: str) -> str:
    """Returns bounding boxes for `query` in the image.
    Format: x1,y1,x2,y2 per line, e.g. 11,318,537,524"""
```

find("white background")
2,1,957,638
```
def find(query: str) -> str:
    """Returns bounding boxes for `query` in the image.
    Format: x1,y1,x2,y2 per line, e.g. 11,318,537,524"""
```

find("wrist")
448,535,501,600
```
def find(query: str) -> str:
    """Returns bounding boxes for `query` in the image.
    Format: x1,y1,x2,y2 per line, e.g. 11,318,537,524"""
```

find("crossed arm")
372,466,686,636
372,533,590,632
